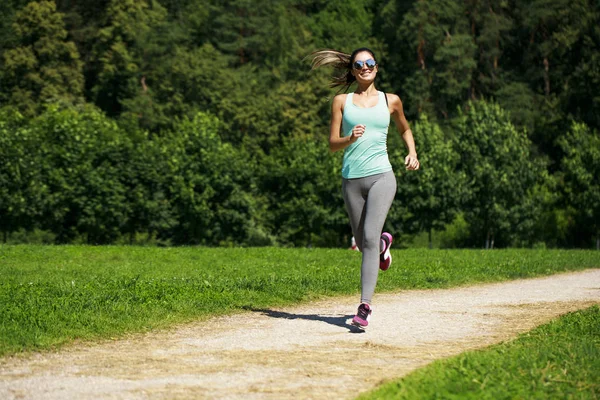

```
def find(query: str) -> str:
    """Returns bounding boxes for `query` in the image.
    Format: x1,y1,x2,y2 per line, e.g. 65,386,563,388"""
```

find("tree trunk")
543,57,550,96
418,0,426,71
428,229,433,249
418,38,426,70
485,229,495,249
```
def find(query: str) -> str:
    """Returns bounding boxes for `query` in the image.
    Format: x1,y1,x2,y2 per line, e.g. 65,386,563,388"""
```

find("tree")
514,0,599,162
1,1,84,116
432,33,478,112
116,127,177,245
393,114,466,248
32,105,130,244
259,134,346,247
0,0,598,247
384,0,476,119
307,0,377,52
139,43,238,132
466,0,514,96
554,1,600,129
0,107,42,241
453,100,542,248
0,0,31,52
89,0,168,119
558,121,600,249
165,112,271,246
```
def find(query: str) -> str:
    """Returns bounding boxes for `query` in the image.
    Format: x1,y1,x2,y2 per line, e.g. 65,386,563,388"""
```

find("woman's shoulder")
332,93,349,110
333,93,349,103
381,92,401,101
382,92,403,107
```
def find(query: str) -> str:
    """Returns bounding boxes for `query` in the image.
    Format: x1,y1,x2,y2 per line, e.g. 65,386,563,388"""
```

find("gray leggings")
342,171,397,304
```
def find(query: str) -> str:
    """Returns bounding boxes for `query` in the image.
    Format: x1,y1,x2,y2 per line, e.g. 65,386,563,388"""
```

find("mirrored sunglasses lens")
353,61,364,70
366,59,377,69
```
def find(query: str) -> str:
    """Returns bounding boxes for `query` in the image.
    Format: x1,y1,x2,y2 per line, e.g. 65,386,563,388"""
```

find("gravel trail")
1,269,599,400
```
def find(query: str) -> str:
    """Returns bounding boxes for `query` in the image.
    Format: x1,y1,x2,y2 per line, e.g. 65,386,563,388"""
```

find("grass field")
1,245,599,357
361,305,600,399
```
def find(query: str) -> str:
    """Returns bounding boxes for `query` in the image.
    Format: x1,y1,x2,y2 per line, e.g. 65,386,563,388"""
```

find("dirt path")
1,269,599,400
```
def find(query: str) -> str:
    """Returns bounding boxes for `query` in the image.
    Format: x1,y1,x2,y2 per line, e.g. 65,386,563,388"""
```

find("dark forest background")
0,0,598,248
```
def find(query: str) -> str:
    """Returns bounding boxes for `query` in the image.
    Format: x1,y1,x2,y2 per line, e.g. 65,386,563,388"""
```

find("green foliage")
0,1,30,52
307,0,377,52
385,0,472,117
453,101,544,248
392,114,466,246
1,245,599,356
513,0,600,159
493,82,537,134
30,105,130,243
89,0,169,119
117,128,176,245
208,0,311,75
136,43,237,131
433,33,477,108
0,107,38,240
361,305,600,400
164,112,271,246
259,134,346,247
473,0,514,93
0,0,598,247
1,1,84,115
558,121,600,247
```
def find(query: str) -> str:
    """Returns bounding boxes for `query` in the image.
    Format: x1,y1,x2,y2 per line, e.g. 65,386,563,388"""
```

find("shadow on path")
245,307,365,333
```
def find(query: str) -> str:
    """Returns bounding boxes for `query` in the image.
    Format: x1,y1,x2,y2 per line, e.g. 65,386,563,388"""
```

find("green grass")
360,305,600,400
1,245,599,356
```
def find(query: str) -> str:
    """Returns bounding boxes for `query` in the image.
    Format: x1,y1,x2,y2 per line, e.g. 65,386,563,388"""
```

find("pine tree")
89,0,168,118
1,1,84,115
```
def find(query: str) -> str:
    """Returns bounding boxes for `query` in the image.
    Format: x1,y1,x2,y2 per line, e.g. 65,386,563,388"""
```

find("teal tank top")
341,91,392,179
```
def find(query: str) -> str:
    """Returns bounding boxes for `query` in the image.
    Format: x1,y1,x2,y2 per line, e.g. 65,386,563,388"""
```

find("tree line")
0,0,598,248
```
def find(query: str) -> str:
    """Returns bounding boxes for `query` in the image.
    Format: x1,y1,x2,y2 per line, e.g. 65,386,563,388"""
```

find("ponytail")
309,49,354,91
308,47,377,93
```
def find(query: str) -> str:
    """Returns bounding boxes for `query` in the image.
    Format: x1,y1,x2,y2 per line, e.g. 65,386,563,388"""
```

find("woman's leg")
343,172,397,304
342,178,367,252
358,171,397,304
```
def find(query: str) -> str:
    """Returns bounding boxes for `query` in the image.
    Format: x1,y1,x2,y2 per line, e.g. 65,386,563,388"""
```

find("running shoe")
380,232,393,271
351,303,372,329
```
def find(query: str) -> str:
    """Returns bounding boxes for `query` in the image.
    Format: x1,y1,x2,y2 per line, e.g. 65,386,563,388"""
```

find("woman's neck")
354,82,377,96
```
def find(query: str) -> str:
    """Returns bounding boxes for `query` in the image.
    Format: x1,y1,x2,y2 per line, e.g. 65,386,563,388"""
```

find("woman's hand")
349,124,365,143
405,154,420,170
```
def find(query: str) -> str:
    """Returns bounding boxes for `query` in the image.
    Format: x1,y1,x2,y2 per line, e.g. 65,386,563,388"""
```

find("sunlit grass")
360,305,600,399
1,245,599,356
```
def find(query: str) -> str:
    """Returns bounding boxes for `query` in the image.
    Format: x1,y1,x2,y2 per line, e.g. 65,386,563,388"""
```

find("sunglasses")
353,58,377,70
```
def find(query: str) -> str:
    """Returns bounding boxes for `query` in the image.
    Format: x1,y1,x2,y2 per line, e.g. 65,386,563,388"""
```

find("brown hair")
308,47,377,92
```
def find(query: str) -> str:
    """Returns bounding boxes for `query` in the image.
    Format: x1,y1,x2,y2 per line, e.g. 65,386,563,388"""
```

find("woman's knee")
361,234,380,251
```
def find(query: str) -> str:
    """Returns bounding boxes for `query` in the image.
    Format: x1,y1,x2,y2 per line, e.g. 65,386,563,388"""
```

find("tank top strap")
344,93,354,109
377,91,387,108
345,92,384,109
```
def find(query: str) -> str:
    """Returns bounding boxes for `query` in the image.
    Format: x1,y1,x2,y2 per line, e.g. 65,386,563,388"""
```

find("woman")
310,47,419,330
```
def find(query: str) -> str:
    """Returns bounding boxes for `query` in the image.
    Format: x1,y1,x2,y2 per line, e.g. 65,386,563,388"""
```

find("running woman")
310,47,420,329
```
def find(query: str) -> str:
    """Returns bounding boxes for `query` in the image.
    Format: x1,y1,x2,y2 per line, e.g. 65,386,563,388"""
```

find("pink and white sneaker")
350,303,372,330
380,232,393,271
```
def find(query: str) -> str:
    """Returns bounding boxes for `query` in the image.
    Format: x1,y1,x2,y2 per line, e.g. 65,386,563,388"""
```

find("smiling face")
351,51,378,83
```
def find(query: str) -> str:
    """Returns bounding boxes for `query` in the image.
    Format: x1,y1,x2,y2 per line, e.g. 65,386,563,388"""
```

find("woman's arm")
388,94,420,170
329,94,363,152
